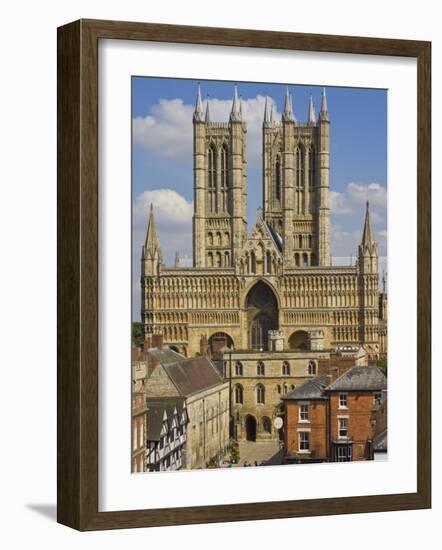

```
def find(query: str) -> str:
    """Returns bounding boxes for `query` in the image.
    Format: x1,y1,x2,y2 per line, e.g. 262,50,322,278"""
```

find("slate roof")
146,397,185,441
148,347,184,366
326,366,387,392
164,355,224,396
373,429,388,452
266,222,283,252
150,349,225,397
282,373,329,400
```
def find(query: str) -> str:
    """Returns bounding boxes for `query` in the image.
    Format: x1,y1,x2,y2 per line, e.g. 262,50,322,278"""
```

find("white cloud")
330,182,387,218
132,189,194,318
132,94,278,166
133,189,193,226
331,221,387,257
133,99,193,159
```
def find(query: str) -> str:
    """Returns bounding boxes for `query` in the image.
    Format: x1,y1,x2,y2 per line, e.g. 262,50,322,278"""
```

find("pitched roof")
373,429,388,452
150,349,225,397
164,355,224,396
148,347,184,366
266,222,283,252
146,397,186,441
282,373,329,400
326,366,387,392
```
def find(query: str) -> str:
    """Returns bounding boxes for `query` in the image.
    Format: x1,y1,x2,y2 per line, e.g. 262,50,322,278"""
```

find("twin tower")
192,84,331,270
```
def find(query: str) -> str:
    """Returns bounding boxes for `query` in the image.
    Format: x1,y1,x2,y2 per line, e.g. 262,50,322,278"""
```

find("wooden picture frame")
57,19,431,530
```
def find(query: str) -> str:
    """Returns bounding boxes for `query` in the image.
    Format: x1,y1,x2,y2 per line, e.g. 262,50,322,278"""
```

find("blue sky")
132,77,387,319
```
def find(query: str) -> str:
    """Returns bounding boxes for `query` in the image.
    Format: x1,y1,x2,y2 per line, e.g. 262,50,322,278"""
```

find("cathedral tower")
263,87,331,268
192,85,247,268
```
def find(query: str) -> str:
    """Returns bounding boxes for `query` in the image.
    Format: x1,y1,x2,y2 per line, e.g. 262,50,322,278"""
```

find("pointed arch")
275,153,282,201
220,143,229,212
308,143,315,190
245,280,279,350
296,143,305,214
208,143,217,212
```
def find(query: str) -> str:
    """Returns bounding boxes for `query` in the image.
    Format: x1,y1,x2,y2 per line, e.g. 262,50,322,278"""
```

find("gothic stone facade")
141,85,386,356
141,85,386,363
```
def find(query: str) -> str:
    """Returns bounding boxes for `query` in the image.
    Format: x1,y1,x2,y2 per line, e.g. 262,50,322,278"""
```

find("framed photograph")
57,19,431,530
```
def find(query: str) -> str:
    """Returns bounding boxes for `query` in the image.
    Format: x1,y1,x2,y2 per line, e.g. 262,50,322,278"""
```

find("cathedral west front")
140,84,387,441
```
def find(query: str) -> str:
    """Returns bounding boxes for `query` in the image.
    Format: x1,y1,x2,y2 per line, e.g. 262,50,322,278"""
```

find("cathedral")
140,84,387,362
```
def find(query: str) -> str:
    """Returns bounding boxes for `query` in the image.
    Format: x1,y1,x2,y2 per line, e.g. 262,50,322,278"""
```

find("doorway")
245,415,257,441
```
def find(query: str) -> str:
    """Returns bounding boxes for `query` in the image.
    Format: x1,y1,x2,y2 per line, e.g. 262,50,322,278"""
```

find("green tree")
132,322,143,347
377,355,387,370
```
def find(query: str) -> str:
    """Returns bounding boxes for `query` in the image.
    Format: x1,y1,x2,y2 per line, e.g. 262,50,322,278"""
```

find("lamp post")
228,346,233,440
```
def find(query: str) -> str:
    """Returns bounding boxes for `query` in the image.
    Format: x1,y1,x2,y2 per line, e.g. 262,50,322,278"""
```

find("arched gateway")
245,281,278,351
289,330,309,350
245,415,257,441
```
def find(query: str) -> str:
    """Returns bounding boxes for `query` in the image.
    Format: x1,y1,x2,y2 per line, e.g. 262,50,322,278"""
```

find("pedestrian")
254,461,258,467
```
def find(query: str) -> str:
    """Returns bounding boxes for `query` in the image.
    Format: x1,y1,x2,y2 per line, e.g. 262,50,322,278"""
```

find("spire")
308,94,316,125
263,96,272,127
282,86,294,122
144,204,161,257
230,85,241,122
174,252,180,268
193,83,204,122
382,270,386,293
204,96,210,123
319,87,329,122
360,201,376,252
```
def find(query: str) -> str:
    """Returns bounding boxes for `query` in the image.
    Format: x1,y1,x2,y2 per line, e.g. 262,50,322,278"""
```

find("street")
236,440,283,467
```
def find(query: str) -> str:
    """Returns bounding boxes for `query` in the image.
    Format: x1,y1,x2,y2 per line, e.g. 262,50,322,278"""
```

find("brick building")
282,366,387,463
282,374,329,462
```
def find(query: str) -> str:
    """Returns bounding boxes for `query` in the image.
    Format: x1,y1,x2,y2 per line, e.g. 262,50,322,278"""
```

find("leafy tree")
132,322,143,347
377,355,387,370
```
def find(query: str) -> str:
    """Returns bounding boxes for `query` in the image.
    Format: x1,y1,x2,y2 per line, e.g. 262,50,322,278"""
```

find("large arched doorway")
288,330,309,350
245,281,278,351
245,415,257,442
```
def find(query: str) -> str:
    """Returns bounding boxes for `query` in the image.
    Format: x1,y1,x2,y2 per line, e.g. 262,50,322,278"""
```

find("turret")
204,96,210,123
229,85,247,260
142,204,162,277
282,86,295,122
263,96,272,128
282,86,295,267
193,83,204,122
358,201,378,274
308,94,316,125
230,85,242,122
357,201,379,346
319,86,329,122
192,84,207,267
317,87,330,265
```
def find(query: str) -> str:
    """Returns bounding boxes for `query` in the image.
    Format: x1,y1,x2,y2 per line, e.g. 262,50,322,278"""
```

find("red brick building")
282,374,330,462
282,366,387,463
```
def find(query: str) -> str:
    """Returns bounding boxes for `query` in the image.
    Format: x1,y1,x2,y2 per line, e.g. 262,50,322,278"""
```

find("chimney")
151,333,163,350
131,344,141,362
146,351,157,377
143,333,153,352
328,366,339,382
